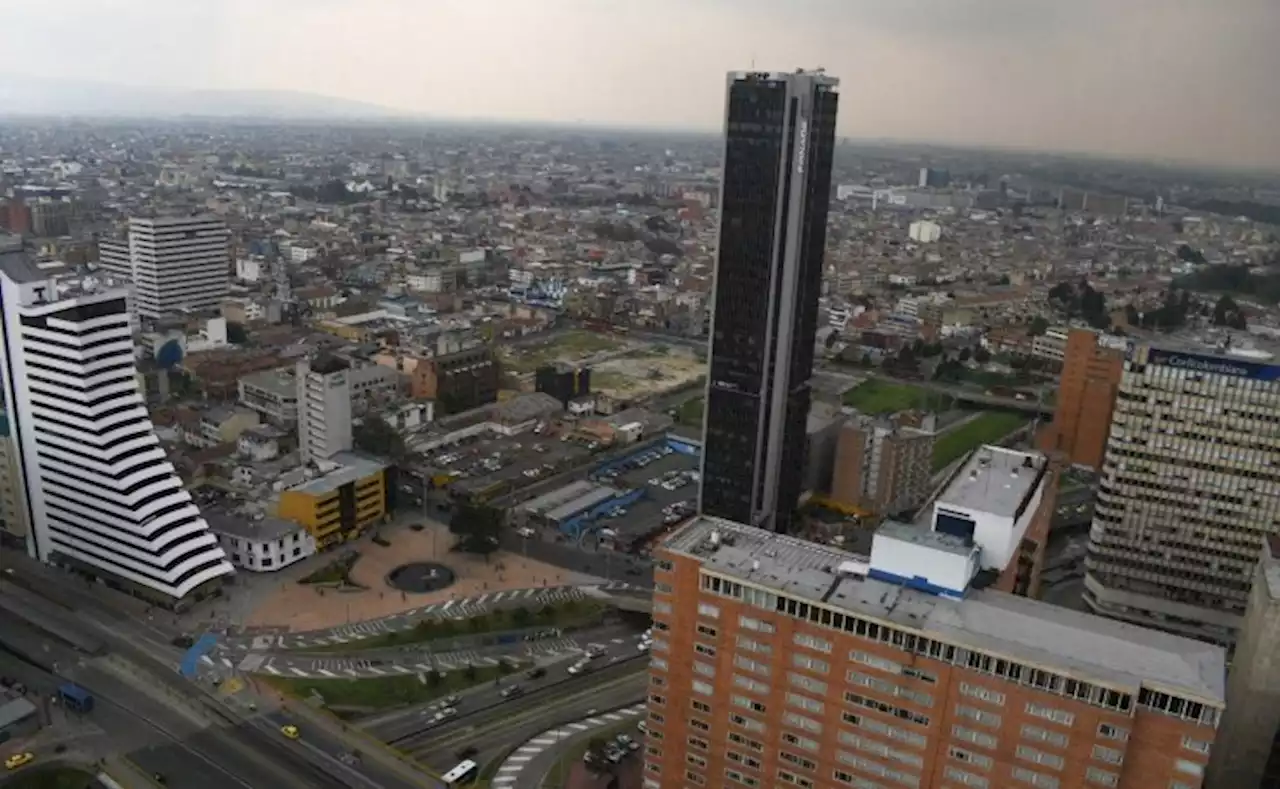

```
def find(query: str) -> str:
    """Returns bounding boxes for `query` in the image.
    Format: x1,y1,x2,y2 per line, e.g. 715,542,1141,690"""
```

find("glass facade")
701,71,838,533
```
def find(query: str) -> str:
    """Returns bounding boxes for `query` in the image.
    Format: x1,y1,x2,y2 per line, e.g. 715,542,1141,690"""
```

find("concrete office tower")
830,411,936,518
297,356,353,465
646,516,1223,789
1038,328,1125,469
700,70,839,534
0,248,232,603
127,216,231,318
1085,342,1280,644
1208,535,1280,788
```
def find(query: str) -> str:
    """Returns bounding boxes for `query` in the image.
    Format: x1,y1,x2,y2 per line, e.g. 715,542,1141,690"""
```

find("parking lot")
422,428,597,499
589,446,699,549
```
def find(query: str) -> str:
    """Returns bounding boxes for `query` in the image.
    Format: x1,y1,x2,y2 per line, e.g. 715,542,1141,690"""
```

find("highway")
0,606,347,789
364,633,648,741
0,570,428,789
389,659,648,773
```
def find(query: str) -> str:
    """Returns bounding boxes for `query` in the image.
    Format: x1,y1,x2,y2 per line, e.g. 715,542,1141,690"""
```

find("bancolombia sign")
1147,348,1280,382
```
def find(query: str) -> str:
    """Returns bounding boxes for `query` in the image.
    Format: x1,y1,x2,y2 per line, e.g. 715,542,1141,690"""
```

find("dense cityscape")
0,33,1277,789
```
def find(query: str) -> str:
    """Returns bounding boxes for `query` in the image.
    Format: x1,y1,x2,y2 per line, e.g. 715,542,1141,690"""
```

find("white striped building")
0,248,233,602
117,216,231,319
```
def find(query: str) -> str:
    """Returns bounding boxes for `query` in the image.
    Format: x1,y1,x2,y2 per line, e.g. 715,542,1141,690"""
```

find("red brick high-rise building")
644,512,1223,789
1039,328,1124,469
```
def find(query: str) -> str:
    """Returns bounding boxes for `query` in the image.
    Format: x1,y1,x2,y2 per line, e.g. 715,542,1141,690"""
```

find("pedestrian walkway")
220,583,628,652
238,636,585,679
491,702,647,789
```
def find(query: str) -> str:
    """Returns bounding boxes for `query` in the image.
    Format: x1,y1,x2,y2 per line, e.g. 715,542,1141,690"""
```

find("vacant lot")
841,380,928,414
2,768,96,789
499,331,627,374
932,412,1029,471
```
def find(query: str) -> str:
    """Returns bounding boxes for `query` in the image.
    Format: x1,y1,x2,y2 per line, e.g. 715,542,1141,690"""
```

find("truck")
58,683,93,713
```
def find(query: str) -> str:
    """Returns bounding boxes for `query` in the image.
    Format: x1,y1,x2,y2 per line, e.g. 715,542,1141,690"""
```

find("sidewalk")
101,755,163,788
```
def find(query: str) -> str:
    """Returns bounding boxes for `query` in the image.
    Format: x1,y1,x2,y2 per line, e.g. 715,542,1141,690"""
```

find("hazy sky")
3,0,1279,168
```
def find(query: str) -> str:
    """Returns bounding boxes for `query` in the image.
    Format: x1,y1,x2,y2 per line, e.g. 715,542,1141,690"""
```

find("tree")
973,346,992,364
1124,304,1141,326
1213,294,1248,330
226,321,249,345
353,415,407,460
1028,316,1050,336
462,663,478,681
958,347,972,363
449,501,503,558
584,737,611,771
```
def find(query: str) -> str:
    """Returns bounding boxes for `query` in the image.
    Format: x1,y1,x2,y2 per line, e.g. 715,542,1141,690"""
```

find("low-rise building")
276,453,392,550
238,367,298,424
208,512,315,573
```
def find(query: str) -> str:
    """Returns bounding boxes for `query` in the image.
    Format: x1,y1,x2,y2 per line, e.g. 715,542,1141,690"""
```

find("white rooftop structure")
664,515,1225,707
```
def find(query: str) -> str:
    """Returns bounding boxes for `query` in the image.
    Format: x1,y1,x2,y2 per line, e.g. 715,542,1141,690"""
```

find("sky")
2,0,1279,169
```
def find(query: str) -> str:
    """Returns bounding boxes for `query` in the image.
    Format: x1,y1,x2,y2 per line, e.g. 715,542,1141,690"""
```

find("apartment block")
1040,328,1124,470
296,356,353,465
410,346,499,415
646,516,1223,789
830,411,936,518
1085,341,1280,644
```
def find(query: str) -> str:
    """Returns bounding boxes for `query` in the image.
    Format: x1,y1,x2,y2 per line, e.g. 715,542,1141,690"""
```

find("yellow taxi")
4,752,33,770
280,724,300,740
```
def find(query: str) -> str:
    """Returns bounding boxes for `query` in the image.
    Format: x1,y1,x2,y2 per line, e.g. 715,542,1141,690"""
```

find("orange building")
1040,329,1124,469
645,516,1223,789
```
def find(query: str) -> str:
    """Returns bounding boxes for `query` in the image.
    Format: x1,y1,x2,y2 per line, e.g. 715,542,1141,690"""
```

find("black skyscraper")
698,70,838,534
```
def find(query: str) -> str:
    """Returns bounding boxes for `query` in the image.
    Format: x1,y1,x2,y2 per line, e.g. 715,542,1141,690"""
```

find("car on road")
4,753,33,770
441,695,461,707
455,746,478,761
500,685,524,699
280,724,300,740
526,667,546,680
616,734,640,752
637,720,647,735
439,707,458,719
567,660,591,675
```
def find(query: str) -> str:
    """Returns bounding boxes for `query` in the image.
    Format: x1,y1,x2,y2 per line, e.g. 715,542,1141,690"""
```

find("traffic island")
263,661,519,714
302,599,609,653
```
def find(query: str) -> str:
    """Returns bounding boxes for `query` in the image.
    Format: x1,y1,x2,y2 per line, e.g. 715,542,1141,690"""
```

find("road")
363,633,648,743
260,622,640,678
0,607,344,789
0,570,428,789
392,662,648,774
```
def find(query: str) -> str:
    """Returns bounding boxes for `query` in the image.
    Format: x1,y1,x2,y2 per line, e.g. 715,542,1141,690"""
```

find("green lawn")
540,719,641,789
842,379,929,414
675,397,704,427
2,767,97,789
303,600,607,653
932,412,1030,471
265,662,514,709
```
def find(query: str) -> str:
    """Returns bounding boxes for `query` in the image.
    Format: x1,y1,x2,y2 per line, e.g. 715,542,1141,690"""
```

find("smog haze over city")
3,2,1280,789
2,0,1280,168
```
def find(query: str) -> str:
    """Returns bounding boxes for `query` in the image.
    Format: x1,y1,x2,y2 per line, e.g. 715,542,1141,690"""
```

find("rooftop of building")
877,519,975,558
662,515,1225,705
308,354,350,376
1137,329,1280,364
205,510,301,543
288,451,387,497
936,446,1045,519
239,366,296,396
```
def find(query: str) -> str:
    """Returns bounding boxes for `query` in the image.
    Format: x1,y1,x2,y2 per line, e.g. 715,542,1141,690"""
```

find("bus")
441,760,478,785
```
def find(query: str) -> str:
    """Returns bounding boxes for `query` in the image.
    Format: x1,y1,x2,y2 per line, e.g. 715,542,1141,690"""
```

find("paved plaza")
236,521,605,632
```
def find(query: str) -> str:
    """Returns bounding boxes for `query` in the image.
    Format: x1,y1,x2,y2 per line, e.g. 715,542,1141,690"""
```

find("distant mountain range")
0,74,408,120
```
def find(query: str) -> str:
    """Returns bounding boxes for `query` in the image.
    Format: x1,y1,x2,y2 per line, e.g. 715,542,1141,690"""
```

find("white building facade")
127,215,232,318
0,250,233,602
297,356,353,465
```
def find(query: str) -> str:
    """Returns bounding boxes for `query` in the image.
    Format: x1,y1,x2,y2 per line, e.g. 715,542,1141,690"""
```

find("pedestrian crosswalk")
220,584,597,653
490,703,647,789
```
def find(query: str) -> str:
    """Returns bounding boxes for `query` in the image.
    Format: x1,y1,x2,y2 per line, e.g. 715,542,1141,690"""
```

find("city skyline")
2,0,1280,169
